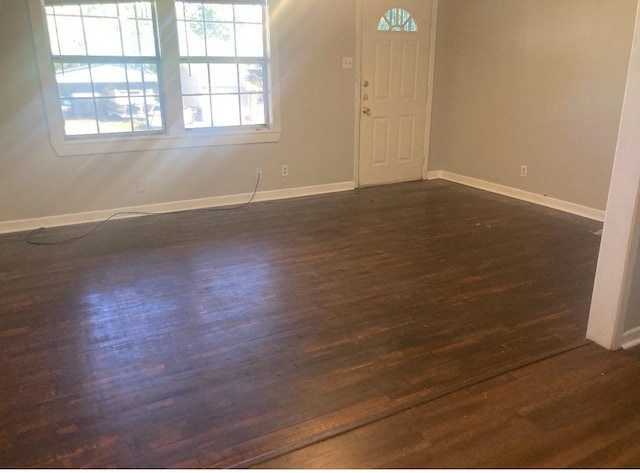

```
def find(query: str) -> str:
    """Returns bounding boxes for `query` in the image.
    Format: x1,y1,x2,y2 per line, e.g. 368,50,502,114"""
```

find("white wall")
0,1,357,228
429,0,637,211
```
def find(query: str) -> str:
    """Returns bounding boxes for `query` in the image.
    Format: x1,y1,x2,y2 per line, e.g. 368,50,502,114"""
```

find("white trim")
253,181,355,202
421,0,439,180
588,178,640,350
622,326,640,349
0,181,355,235
42,130,283,156
609,179,640,350
353,0,363,189
587,2,640,351
427,170,605,222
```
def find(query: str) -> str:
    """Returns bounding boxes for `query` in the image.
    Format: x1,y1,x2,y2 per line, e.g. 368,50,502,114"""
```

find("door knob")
362,107,371,116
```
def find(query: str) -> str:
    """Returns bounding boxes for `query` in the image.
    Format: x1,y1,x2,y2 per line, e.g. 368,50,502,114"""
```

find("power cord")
25,175,261,246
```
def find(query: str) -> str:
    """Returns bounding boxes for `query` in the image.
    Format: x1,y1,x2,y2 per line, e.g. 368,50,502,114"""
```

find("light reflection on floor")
76,249,274,401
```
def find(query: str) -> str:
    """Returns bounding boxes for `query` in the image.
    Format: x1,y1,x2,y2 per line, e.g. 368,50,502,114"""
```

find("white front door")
359,0,433,186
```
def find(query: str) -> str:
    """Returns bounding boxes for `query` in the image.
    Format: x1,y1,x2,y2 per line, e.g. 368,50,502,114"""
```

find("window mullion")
52,8,62,55
76,4,102,133
52,55,158,64
261,5,269,126
157,0,186,136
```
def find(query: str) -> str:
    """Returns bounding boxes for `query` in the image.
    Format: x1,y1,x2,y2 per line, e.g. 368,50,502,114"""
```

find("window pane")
55,63,93,98
239,63,263,93
95,97,132,132
94,63,128,84
234,4,262,23
84,16,123,56
51,16,87,55
211,64,239,94
122,18,156,56
182,62,213,128
135,95,161,131
205,3,233,22
235,24,263,57
94,64,131,128
45,11,60,55
62,98,98,136
119,2,153,20
178,21,207,56
140,64,160,96
81,4,118,18
176,2,185,20
177,20,189,55
127,63,143,86
181,63,210,94
131,96,150,131
180,2,203,21
184,95,213,128
126,64,159,128
240,93,265,125
212,95,240,126
147,100,164,129
205,22,235,57
378,8,419,32
53,4,81,16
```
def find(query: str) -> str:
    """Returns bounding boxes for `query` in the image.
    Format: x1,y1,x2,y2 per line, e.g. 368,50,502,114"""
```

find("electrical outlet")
342,57,353,69
256,167,263,180
520,165,528,178
136,178,145,193
281,164,289,177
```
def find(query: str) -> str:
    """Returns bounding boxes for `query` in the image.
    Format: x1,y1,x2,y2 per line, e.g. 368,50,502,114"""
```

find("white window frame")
27,0,281,156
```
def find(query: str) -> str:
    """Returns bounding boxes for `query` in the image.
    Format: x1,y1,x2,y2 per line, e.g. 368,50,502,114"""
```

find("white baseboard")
0,181,355,235
622,326,640,350
2,173,604,234
426,170,605,222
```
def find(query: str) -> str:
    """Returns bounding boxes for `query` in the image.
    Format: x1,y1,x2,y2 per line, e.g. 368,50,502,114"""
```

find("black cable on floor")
26,175,261,246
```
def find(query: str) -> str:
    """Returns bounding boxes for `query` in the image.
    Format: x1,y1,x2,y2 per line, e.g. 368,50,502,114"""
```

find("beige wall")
429,0,637,210
2,0,638,225
0,1,356,224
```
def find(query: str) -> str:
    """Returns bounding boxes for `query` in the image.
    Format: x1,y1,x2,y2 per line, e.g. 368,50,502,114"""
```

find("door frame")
353,0,440,188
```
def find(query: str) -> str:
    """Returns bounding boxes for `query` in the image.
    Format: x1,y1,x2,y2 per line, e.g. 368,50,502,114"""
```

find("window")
28,0,281,155
176,1,268,128
377,8,418,32
45,2,162,136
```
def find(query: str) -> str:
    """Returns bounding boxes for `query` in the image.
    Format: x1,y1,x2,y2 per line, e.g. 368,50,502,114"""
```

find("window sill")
49,129,282,157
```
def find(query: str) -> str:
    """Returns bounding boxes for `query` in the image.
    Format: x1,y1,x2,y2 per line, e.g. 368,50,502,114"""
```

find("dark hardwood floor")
257,342,640,468
0,179,627,468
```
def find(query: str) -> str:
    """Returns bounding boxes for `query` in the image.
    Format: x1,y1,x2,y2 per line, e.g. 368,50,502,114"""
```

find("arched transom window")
377,8,418,32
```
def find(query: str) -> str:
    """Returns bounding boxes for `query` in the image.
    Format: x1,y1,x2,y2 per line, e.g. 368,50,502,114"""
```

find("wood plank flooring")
0,180,610,467
257,342,640,468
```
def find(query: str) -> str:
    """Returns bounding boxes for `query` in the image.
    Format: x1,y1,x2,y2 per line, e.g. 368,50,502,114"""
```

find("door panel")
400,41,419,99
374,41,393,101
372,118,390,165
359,0,432,186
397,115,415,162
